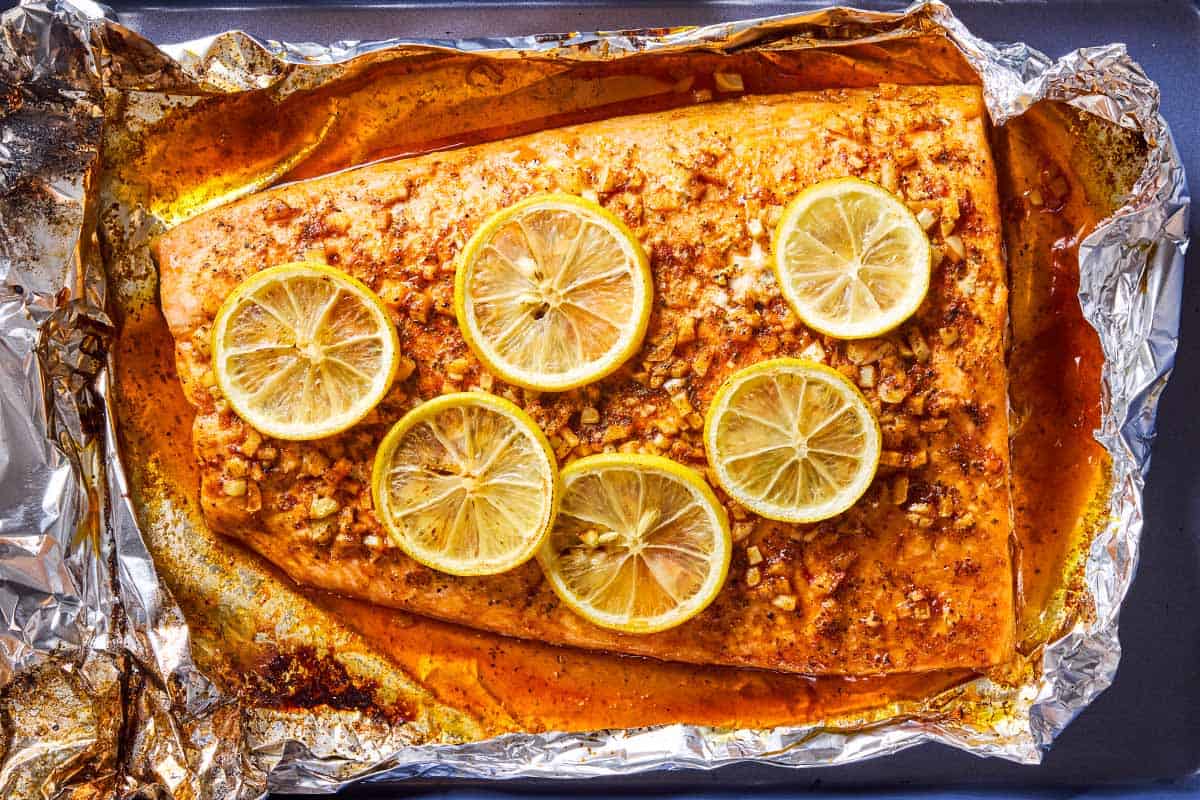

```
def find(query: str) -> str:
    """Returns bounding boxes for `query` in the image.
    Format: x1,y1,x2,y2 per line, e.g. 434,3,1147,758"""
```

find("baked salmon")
155,84,1014,676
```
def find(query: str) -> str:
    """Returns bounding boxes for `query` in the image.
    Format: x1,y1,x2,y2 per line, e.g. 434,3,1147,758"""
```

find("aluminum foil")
0,0,1187,796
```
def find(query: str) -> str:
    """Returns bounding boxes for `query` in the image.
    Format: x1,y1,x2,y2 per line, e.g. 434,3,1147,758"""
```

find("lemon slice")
454,193,652,392
772,177,931,339
371,392,559,576
211,262,399,441
703,358,881,523
538,454,731,634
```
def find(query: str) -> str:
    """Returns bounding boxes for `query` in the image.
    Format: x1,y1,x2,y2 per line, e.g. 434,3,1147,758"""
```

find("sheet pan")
118,1,1200,792
2,0,1190,796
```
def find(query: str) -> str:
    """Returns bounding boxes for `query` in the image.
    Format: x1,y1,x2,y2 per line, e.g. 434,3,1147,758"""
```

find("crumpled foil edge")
0,0,1187,796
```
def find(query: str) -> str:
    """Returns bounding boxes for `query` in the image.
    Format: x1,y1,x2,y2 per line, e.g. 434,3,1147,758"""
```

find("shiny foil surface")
0,0,1187,796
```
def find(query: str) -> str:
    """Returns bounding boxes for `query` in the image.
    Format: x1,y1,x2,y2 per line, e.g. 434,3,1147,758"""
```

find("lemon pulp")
773,177,930,339
704,358,881,523
371,392,559,576
538,453,731,634
455,193,652,391
211,262,399,441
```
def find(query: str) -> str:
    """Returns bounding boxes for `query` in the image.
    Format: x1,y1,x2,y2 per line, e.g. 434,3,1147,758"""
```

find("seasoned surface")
156,85,1013,676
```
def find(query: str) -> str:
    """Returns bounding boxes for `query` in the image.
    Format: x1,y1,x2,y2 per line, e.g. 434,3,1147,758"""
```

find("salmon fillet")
155,85,1014,676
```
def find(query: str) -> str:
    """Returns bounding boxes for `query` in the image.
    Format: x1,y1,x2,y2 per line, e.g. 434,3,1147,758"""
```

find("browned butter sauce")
110,44,1143,734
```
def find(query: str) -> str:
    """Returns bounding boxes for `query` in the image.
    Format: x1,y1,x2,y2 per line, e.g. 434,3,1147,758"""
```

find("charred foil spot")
246,646,413,723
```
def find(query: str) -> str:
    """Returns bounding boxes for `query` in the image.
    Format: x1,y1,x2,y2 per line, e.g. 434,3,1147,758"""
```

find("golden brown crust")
157,84,1013,676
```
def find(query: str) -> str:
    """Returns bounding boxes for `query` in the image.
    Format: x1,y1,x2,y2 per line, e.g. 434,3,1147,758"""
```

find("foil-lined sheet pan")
0,0,1188,796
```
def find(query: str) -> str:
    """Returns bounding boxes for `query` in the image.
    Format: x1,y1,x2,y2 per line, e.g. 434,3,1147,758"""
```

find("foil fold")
0,0,1187,796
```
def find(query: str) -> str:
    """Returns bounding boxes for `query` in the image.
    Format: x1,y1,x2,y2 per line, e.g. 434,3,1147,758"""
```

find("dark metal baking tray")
93,0,1200,796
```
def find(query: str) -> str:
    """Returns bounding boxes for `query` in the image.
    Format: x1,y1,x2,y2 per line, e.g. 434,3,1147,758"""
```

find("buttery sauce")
995,103,1129,649
113,38,976,224
109,44,1142,735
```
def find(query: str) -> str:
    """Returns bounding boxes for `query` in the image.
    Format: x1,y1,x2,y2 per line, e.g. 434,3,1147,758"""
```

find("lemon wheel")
371,392,559,576
538,453,731,634
211,262,399,441
454,193,652,392
772,177,930,339
703,358,881,523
